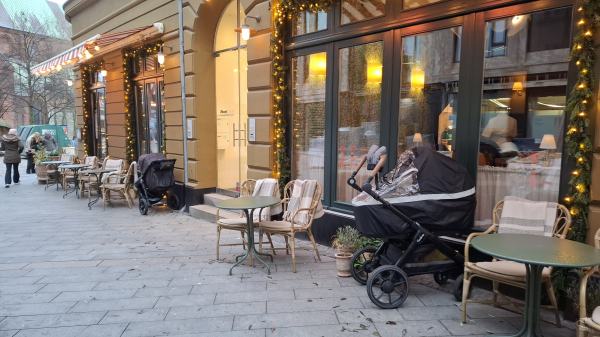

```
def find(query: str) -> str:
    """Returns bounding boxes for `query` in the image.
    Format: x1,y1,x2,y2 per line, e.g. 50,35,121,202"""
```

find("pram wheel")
453,273,465,301
167,194,179,210
433,271,449,285
367,265,409,309
139,198,149,215
350,247,379,285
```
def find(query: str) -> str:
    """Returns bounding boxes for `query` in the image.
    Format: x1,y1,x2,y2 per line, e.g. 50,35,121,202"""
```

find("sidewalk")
0,157,575,336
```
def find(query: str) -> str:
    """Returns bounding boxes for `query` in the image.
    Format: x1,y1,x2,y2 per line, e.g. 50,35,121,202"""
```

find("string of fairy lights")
80,61,104,156
122,41,164,163
564,1,599,243
272,0,332,191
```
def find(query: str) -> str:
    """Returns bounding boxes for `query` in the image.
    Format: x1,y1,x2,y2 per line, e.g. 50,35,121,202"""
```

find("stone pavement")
0,158,575,336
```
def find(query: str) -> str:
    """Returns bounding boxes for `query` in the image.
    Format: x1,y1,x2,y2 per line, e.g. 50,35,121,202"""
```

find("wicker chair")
101,161,135,210
461,200,571,327
215,179,277,264
54,154,74,191
78,155,100,198
258,180,322,273
577,228,600,337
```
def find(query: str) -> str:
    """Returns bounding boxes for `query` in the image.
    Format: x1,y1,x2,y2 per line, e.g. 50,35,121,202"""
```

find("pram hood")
352,147,475,237
138,153,168,175
135,153,176,195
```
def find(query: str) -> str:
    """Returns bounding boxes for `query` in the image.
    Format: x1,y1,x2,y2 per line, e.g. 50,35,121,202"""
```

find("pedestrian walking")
42,131,58,152
1,128,24,188
25,132,43,174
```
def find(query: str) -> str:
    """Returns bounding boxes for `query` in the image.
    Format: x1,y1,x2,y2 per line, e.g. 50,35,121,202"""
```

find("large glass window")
341,0,385,25
476,7,572,227
294,11,327,36
336,41,383,203
399,28,461,157
135,78,165,156
292,52,326,187
90,88,106,158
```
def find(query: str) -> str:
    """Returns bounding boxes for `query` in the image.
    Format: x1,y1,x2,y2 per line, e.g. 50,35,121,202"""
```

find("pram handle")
346,155,368,193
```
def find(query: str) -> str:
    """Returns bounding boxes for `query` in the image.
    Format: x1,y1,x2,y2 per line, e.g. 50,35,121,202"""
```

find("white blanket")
252,178,282,221
498,196,557,236
283,180,324,226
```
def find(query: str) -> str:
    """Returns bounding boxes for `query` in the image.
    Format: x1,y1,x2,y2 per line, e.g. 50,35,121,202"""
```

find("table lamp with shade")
413,133,422,147
539,134,557,167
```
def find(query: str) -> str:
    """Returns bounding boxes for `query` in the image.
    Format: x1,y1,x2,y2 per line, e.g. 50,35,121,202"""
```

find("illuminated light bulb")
586,31,592,36
576,61,581,65
583,100,588,103
579,6,583,11
580,144,585,149
579,20,585,25
242,27,250,40
579,157,584,162
579,112,585,116
100,69,107,77
95,45,100,51
565,197,571,202
577,45,582,50
66,79,73,86
573,171,579,175
579,83,585,89
571,128,578,132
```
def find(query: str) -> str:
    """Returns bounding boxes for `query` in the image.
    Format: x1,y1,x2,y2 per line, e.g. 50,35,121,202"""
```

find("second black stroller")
347,146,476,308
134,153,178,215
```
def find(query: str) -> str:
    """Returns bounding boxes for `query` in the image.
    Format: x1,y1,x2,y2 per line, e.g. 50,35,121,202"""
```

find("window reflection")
341,0,385,25
399,28,461,157
292,52,326,187
337,41,383,203
476,7,572,227
294,11,327,36
403,0,445,10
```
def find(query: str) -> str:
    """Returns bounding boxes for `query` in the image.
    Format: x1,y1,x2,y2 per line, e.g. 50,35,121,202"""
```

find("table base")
229,209,273,275
63,170,80,199
44,167,61,191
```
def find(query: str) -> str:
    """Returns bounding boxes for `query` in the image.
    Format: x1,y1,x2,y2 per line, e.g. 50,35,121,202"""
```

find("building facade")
54,0,600,245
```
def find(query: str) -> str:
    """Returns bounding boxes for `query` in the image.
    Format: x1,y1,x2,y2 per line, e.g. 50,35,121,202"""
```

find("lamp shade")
411,69,425,88
309,52,327,76
413,133,423,143
367,63,382,83
234,24,256,40
539,134,557,150
512,82,523,91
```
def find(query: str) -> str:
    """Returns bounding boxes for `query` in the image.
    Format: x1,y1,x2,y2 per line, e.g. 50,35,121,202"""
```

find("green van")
16,125,71,155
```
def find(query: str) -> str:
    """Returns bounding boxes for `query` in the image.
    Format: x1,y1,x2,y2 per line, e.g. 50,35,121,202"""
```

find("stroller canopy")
135,153,176,196
352,147,476,237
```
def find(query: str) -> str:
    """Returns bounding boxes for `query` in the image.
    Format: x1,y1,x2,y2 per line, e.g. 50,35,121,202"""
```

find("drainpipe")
178,0,189,210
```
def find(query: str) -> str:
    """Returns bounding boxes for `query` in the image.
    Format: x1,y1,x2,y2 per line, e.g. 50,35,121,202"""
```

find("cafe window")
133,55,160,76
294,11,327,36
340,0,386,25
475,7,572,227
527,7,572,52
135,78,165,156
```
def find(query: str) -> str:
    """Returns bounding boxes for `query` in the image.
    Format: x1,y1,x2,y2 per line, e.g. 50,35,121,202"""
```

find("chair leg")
241,231,247,250
102,189,106,210
266,233,276,255
284,236,290,255
216,226,221,260
258,230,263,254
290,233,297,273
308,229,321,261
462,273,471,324
544,278,561,328
492,281,500,307
124,190,132,209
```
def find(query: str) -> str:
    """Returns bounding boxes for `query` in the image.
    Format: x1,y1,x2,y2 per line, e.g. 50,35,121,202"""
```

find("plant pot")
335,253,353,277
48,156,60,161
35,163,48,181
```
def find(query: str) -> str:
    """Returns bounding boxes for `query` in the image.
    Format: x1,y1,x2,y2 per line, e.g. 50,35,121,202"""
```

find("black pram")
134,153,178,215
347,146,476,308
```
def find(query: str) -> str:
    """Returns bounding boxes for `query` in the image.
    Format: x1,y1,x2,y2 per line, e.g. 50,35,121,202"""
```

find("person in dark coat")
42,131,58,152
1,128,24,188
26,132,43,174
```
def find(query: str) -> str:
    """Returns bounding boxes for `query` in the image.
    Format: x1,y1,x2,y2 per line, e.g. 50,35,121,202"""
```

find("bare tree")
0,11,74,126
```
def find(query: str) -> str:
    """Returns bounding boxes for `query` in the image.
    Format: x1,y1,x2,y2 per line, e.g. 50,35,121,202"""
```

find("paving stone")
0,263,28,270
0,270,31,278
232,310,338,330
25,261,101,269
441,317,519,335
399,305,463,321
0,311,106,330
152,331,266,337
374,321,452,336
294,286,367,299
0,292,60,305
93,279,171,290
0,284,45,295
133,286,193,298
103,263,182,273
97,258,174,267
118,269,200,280
0,302,76,316
38,281,99,293
169,275,242,286
24,267,108,277
76,323,129,337
360,295,425,309
457,303,523,319
0,330,17,337
336,308,405,324
68,297,159,313
99,308,170,324
12,326,86,337
266,277,341,290
267,297,364,313
417,292,462,307
189,281,266,294
153,294,215,308
51,289,138,302
167,302,264,319
215,290,294,304
121,317,234,337
266,323,377,336
505,317,575,337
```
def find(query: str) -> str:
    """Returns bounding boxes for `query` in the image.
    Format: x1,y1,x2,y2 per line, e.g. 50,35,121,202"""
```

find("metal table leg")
63,169,80,198
229,209,273,275
44,164,57,191
500,264,543,337
87,173,102,209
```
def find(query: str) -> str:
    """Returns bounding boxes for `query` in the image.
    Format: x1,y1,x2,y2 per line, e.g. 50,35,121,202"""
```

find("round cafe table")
79,169,116,210
471,234,600,337
40,161,71,191
216,196,281,275
58,164,91,198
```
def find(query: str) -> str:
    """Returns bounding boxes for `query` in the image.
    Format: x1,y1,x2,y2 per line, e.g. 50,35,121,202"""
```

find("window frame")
134,77,165,157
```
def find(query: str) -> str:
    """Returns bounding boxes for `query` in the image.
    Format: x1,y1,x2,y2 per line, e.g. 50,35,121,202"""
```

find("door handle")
233,123,236,147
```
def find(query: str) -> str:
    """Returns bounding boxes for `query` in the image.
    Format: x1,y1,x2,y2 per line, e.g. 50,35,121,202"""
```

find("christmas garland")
564,2,599,243
272,0,332,191
80,61,104,156
122,41,163,163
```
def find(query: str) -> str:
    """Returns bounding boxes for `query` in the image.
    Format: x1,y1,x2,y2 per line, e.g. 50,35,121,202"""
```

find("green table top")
216,196,281,211
471,234,600,268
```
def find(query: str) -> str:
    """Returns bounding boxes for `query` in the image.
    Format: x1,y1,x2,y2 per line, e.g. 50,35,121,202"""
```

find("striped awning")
32,24,162,76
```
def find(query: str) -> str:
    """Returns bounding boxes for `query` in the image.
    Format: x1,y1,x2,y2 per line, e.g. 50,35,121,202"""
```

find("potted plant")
332,226,361,277
34,147,49,181
47,150,60,161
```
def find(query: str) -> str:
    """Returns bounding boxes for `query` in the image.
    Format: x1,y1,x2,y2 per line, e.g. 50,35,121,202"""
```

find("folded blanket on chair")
498,196,557,236
283,180,324,226
252,178,282,221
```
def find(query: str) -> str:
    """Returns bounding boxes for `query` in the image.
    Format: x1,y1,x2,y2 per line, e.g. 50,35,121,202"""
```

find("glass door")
90,88,107,158
216,48,247,192
135,77,165,156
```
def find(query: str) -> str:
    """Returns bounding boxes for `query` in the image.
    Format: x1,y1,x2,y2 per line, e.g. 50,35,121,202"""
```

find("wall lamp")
235,15,261,40
98,62,114,77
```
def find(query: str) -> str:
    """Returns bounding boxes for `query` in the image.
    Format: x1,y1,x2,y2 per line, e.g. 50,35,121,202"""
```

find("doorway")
215,0,248,193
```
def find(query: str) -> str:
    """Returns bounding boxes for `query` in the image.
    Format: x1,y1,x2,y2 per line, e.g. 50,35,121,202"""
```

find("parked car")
16,125,70,155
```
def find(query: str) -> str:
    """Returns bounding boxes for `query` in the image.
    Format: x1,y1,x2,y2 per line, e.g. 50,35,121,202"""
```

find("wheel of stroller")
433,271,449,285
367,265,410,309
350,247,379,285
139,198,150,215
167,194,179,210
453,274,465,301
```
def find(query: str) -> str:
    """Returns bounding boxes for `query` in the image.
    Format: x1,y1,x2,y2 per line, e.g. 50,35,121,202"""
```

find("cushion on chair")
259,220,305,230
592,306,600,325
218,218,252,226
475,261,550,278
103,183,126,189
